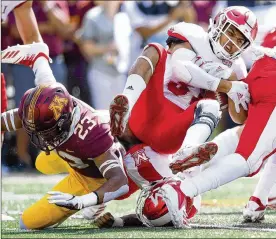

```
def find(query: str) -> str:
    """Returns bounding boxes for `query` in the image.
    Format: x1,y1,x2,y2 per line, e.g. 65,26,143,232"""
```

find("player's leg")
178,104,276,200
20,169,106,229
1,43,56,85
35,151,70,175
170,126,241,172
268,183,276,209
243,153,276,222
182,99,221,147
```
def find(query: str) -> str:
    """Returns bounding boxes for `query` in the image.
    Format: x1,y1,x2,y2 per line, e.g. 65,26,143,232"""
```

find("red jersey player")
109,6,256,159
168,37,276,226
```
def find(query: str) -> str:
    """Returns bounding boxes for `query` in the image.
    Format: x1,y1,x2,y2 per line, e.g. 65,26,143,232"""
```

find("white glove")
47,191,84,210
200,62,233,80
227,81,250,113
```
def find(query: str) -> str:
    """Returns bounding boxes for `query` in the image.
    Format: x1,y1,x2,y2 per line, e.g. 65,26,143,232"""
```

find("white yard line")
191,223,276,232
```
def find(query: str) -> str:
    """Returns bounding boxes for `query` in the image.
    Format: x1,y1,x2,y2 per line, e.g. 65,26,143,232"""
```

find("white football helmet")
208,6,258,61
136,177,197,228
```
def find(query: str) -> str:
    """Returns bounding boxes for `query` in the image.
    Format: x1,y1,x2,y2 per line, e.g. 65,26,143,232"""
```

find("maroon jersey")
19,94,114,178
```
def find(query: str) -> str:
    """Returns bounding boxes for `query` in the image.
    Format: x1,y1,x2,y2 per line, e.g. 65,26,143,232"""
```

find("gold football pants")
21,151,106,229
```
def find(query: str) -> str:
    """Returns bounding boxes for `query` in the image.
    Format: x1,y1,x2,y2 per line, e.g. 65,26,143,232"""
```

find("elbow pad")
171,48,220,91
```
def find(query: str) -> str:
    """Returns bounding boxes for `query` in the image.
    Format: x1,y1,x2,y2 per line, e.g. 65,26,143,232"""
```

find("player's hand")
227,81,250,113
47,191,84,210
200,62,233,80
95,212,115,228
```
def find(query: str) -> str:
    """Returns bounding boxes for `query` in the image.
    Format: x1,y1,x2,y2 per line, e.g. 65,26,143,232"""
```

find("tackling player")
1,43,129,230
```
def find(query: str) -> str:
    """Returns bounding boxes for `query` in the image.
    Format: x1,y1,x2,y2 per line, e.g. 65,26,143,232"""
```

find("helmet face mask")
21,83,75,154
23,112,72,153
210,20,250,60
208,6,258,61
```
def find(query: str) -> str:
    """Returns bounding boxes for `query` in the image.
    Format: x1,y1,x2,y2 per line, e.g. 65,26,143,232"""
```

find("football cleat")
267,197,276,210
243,196,266,222
94,212,115,228
1,42,51,68
169,142,218,174
109,94,130,137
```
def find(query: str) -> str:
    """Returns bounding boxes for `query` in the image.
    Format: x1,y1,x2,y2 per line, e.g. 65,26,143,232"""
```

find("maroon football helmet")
21,83,75,153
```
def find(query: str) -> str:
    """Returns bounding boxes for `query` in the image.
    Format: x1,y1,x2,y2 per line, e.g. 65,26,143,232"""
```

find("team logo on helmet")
131,149,150,167
49,95,69,120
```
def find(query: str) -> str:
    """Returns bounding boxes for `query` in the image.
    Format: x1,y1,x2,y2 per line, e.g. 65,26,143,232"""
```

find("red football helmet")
208,6,258,61
21,83,75,153
136,177,196,228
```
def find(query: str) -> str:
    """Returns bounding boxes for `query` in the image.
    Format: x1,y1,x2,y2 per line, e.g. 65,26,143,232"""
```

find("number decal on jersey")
167,81,189,96
58,150,90,169
74,116,97,140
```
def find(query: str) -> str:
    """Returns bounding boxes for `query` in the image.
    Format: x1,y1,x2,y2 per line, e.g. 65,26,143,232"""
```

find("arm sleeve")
171,48,221,91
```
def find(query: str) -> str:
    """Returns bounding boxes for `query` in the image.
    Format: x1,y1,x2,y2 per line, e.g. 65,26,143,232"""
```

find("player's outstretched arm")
1,109,22,132
13,1,43,44
48,146,129,210
95,212,144,228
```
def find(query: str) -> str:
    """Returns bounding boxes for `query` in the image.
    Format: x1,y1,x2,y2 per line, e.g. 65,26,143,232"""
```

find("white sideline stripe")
3,192,44,200
191,223,276,232
3,174,65,184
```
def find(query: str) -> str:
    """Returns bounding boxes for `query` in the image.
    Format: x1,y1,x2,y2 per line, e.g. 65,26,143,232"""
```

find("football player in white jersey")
108,6,257,180
94,6,259,229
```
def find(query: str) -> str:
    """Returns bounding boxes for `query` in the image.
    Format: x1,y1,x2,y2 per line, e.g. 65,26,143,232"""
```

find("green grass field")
2,173,276,238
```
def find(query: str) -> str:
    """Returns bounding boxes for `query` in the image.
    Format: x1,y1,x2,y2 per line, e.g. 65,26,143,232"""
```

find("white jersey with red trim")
1,0,26,21
163,22,247,109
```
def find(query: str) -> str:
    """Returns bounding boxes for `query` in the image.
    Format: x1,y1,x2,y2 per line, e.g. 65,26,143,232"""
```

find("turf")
2,173,276,238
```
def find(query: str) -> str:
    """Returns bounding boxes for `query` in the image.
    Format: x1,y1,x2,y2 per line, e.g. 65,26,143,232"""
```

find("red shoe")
170,142,218,173
109,94,130,137
2,42,51,68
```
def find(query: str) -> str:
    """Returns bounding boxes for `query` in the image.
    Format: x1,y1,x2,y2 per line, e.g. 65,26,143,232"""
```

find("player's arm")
95,212,144,228
170,44,233,93
1,109,22,132
171,44,250,112
13,1,43,44
121,45,159,110
48,146,129,209
92,147,129,204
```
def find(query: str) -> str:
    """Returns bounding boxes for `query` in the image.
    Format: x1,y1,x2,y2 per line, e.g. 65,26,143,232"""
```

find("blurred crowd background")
1,0,276,173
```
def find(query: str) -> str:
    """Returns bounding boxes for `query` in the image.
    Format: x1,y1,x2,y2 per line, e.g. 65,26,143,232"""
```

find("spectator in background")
8,0,70,168
123,0,196,68
78,1,126,110
192,1,217,30
64,0,95,105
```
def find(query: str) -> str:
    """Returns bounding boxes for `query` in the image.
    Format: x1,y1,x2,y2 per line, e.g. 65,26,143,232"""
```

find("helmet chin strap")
61,105,81,145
